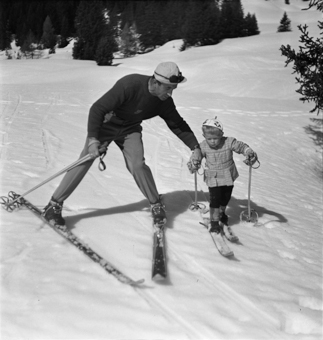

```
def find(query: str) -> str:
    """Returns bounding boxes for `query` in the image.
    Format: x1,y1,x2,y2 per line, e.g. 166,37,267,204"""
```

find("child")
188,117,258,234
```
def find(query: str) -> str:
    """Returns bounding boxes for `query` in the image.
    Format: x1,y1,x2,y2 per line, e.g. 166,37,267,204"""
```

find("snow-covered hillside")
1,1,322,339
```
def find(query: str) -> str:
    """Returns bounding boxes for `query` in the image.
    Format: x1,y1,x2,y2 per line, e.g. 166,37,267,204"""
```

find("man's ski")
152,224,167,280
16,195,144,286
200,221,234,257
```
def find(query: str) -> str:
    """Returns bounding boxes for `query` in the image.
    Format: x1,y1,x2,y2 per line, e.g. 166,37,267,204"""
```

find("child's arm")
244,147,258,165
230,138,258,164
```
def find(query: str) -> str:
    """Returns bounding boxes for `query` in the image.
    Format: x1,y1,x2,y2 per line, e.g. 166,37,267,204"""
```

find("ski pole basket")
240,158,261,226
189,171,207,212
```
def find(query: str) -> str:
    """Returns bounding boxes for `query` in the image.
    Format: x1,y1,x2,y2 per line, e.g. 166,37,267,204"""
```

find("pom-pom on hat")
154,62,187,85
202,116,224,137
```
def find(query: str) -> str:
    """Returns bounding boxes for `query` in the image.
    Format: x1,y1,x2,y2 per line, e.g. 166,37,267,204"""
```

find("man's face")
151,81,178,101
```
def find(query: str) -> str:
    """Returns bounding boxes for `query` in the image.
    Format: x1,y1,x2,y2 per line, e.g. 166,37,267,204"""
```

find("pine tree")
277,12,292,32
243,13,260,36
182,0,220,48
21,29,37,58
58,15,70,48
118,22,140,57
280,1,322,114
73,0,108,60
0,1,8,50
41,15,57,53
94,9,118,66
160,0,187,43
95,35,115,65
220,0,245,39
201,0,221,46
136,1,164,50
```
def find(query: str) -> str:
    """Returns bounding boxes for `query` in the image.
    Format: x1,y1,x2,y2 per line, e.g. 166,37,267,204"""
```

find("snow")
0,1,322,339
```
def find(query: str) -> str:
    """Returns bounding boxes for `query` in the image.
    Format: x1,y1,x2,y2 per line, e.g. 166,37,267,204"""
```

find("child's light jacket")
200,137,250,187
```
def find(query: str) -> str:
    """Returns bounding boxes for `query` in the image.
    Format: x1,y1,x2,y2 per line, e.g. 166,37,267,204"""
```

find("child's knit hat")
202,116,224,136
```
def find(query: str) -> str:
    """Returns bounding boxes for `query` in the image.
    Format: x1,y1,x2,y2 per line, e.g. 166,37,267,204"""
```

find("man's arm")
159,100,202,162
159,100,199,149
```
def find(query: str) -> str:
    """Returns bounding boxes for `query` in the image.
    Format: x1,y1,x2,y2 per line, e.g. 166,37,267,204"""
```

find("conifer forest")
0,0,260,65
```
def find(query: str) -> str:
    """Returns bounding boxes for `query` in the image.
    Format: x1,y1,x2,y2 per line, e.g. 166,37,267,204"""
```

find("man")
43,61,202,227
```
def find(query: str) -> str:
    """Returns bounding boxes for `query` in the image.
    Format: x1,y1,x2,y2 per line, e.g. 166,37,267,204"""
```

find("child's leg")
219,205,226,215
209,186,221,220
208,187,222,233
219,186,233,224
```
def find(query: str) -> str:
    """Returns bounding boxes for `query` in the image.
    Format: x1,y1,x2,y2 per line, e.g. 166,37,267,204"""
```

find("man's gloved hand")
245,148,258,166
188,145,202,173
191,145,202,163
187,160,201,173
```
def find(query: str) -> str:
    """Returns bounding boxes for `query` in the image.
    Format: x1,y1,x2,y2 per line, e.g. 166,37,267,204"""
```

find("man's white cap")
154,62,187,85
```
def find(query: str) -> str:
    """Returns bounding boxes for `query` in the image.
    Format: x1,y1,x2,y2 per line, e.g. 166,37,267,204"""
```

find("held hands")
191,146,202,163
187,159,201,173
188,146,202,173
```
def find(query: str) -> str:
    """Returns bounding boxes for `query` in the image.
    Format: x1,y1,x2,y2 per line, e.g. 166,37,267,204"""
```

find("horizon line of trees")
0,0,261,64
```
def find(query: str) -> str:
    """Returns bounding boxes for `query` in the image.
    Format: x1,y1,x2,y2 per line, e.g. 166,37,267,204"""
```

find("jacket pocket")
204,169,218,186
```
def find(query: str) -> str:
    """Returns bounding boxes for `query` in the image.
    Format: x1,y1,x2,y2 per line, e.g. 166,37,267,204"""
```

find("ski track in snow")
1,88,321,338
1,89,59,170
83,123,287,339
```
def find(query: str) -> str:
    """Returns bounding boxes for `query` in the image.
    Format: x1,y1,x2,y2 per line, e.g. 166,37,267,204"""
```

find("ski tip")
152,273,167,282
229,236,239,243
130,278,145,286
222,251,234,258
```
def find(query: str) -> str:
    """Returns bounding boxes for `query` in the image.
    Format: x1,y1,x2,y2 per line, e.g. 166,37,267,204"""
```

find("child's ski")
200,221,234,257
222,224,239,243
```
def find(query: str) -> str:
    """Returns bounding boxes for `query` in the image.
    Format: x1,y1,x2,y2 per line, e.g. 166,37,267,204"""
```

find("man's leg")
52,137,95,202
116,132,160,204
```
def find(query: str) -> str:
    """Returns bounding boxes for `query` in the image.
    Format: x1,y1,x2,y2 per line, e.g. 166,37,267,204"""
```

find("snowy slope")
0,1,322,339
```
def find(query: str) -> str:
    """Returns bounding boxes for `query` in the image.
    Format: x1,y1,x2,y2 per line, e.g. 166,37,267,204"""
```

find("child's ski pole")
240,159,260,224
189,171,206,212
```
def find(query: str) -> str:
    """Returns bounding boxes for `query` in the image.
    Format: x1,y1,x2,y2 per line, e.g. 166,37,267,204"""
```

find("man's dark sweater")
87,74,198,149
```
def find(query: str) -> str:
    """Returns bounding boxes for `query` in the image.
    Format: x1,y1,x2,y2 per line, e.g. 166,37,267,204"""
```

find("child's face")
203,132,222,148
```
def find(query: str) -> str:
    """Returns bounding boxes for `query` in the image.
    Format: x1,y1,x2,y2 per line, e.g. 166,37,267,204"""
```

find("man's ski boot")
42,198,65,227
151,201,167,227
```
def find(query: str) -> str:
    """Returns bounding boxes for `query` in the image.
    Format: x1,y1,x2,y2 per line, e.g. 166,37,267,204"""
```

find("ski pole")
189,171,206,212
3,153,96,209
194,171,198,206
240,160,259,224
247,164,252,220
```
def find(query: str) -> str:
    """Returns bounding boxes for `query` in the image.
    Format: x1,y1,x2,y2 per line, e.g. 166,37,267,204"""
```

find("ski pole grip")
97,142,108,171
98,141,108,155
